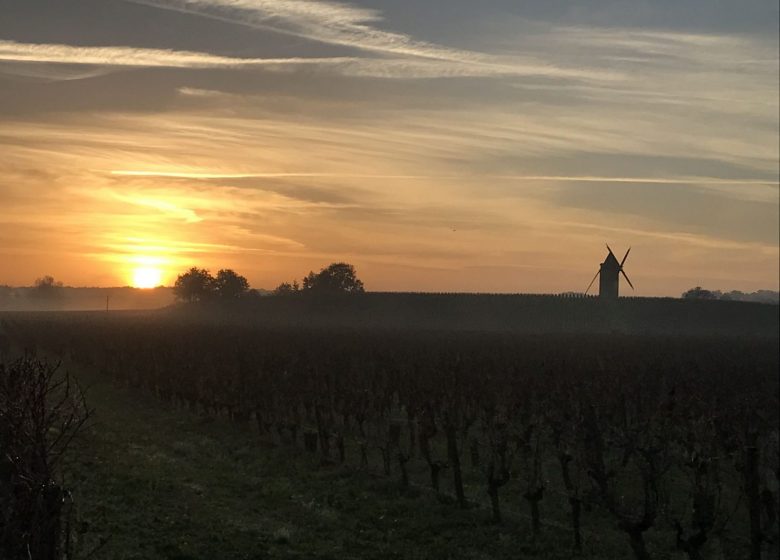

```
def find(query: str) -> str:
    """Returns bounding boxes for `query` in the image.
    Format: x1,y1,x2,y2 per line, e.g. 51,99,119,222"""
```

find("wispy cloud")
552,218,779,254
122,0,480,61
109,169,779,196
0,39,349,68
0,39,624,81
111,170,442,179
113,1,626,81
108,191,203,223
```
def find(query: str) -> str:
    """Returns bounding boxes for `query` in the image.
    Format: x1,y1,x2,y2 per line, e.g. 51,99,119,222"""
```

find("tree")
0,357,90,560
214,269,249,300
273,280,300,296
682,287,716,300
30,276,64,301
173,268,214,303
301,262,365,294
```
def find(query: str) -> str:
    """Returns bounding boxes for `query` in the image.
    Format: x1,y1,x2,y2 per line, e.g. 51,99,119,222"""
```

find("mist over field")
1,282,776,313
0,285,175,311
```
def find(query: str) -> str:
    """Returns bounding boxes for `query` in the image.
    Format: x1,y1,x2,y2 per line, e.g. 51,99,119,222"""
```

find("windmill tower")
585,244,634,299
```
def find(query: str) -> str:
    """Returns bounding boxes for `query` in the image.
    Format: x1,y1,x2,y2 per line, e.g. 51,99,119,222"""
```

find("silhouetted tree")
722,290,779,304
1,357,91,560
302,263,364,294
173,268,214,303
214,269,249,300
682,287,779,304
273,280,300,296
682,287,716,300
30,276,64,301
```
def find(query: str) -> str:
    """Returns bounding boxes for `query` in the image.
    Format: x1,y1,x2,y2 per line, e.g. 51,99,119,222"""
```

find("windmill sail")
620,247,634,290
621,269,634,290
620,247,631,267
585,269,600,294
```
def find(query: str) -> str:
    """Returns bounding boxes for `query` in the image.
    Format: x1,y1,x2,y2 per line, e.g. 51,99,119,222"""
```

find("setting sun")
132,267,163,289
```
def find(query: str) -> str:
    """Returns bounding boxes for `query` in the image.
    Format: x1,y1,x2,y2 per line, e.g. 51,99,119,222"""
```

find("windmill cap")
602,251,621,268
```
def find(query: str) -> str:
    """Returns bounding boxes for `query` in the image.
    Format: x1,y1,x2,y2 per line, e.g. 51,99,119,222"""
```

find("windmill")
585,244,634,299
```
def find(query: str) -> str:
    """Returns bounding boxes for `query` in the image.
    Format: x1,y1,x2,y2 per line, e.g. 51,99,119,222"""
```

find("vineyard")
173,293,780,336
1,303,778,559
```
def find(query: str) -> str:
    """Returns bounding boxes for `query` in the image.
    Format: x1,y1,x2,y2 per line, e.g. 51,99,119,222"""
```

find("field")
1,295,778,559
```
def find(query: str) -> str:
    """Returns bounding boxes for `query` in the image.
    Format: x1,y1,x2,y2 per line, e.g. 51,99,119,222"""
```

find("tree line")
682,287,779,304
172,262,364,303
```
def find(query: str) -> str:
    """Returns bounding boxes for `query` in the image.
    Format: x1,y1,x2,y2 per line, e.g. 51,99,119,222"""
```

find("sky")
0,0,778,295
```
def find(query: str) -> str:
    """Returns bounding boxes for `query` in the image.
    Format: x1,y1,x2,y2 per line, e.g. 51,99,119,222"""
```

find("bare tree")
1,357,91,560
